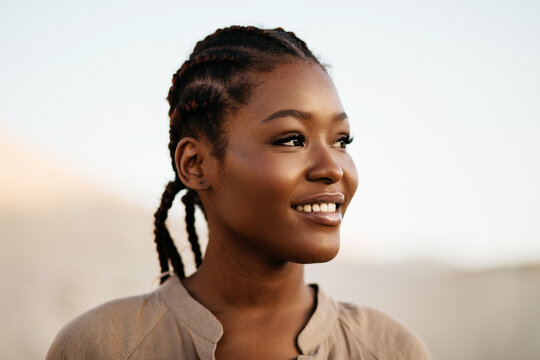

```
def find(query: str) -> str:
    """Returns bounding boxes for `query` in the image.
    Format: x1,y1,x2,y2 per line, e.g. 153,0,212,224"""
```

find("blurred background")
1,0,539,359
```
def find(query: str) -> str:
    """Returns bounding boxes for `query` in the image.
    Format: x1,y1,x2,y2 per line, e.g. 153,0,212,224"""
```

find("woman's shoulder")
334,301,432,359
46,289,172,359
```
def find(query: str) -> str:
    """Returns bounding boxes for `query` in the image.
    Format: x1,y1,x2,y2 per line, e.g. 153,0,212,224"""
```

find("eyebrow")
262,109,348,123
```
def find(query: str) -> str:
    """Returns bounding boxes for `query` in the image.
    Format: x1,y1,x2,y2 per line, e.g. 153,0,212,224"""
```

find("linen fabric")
47,276,431,359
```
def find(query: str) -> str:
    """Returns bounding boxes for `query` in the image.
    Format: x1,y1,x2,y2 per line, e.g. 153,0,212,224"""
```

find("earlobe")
174,138,211,191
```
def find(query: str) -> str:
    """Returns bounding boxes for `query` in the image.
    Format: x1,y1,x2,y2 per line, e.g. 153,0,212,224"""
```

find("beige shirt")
47,276,431,359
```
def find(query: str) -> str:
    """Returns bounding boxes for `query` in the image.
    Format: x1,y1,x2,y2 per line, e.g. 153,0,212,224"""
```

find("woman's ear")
174,137,211,191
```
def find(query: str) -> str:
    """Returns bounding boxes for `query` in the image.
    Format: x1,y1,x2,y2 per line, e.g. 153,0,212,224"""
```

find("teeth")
294,203,338,213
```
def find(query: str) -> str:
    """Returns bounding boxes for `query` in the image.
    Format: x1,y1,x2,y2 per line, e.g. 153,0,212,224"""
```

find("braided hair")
154,25,324,283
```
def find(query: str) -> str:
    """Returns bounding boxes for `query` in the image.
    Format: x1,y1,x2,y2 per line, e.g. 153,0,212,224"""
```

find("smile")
290,194,344,226
294,203,338,213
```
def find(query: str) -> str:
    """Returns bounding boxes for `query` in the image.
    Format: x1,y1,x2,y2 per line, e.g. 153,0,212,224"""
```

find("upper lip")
291,193,345,207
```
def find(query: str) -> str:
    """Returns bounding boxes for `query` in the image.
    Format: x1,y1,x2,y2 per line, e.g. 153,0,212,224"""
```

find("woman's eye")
272,134,306,147
333,134,354,149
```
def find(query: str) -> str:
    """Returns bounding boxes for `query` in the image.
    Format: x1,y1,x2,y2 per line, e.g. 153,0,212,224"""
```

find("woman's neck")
182,237,313,316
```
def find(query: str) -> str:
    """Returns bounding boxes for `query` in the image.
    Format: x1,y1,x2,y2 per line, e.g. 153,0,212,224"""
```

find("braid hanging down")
153,25,324,283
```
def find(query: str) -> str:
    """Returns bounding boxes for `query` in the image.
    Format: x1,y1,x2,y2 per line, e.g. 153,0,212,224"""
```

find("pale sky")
1,0,539,268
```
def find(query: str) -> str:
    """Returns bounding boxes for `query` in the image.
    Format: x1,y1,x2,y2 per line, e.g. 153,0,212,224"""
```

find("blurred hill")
1,133,539,360
307,261,540,360
0,134,194,359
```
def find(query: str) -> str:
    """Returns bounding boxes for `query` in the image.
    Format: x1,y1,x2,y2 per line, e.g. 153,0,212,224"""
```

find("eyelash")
272,133,306,147
335,134,354,149
272,134,354,149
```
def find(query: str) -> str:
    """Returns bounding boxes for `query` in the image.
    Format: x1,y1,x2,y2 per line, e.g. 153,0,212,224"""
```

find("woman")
47,25,431,359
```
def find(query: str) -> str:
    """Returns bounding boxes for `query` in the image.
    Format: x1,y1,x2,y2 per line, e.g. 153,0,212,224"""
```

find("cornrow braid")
191,25,313,59
153,25,324,281
181,190,203,268
167,50,246,117
153,180,185,283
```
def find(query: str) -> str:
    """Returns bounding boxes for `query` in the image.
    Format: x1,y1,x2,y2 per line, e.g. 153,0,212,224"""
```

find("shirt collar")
157,276,339,354
158,275,223,344
297,284,339,354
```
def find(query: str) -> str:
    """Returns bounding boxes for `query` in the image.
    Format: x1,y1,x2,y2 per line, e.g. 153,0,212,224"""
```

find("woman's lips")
293,207,342,226
291,193,344,208
291,193,345,226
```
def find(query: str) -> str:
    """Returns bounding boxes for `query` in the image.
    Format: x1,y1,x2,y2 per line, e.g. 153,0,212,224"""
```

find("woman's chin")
290,239,340,264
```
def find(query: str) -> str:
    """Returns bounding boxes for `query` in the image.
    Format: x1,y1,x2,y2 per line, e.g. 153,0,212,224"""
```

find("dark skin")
175,61,358,359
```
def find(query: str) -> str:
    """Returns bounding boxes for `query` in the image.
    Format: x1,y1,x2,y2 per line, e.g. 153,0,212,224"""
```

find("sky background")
1,0,539,268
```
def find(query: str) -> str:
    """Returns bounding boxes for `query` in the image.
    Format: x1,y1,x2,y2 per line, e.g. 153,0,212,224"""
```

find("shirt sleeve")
46,322,82,360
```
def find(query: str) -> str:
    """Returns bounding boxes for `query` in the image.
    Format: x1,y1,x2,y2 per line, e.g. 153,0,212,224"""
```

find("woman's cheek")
345,156,358,199
225,157,298,226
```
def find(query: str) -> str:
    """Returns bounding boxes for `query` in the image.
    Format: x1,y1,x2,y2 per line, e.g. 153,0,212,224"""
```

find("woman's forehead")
238,62,344,124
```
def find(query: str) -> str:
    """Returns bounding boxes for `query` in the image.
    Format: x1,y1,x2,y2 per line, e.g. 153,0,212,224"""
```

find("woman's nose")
306,143,344,184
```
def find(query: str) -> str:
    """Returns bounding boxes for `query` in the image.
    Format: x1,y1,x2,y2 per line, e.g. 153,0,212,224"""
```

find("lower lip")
293,209,342,226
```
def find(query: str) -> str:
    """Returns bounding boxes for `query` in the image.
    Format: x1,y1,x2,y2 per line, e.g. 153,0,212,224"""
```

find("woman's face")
203,61,358,264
